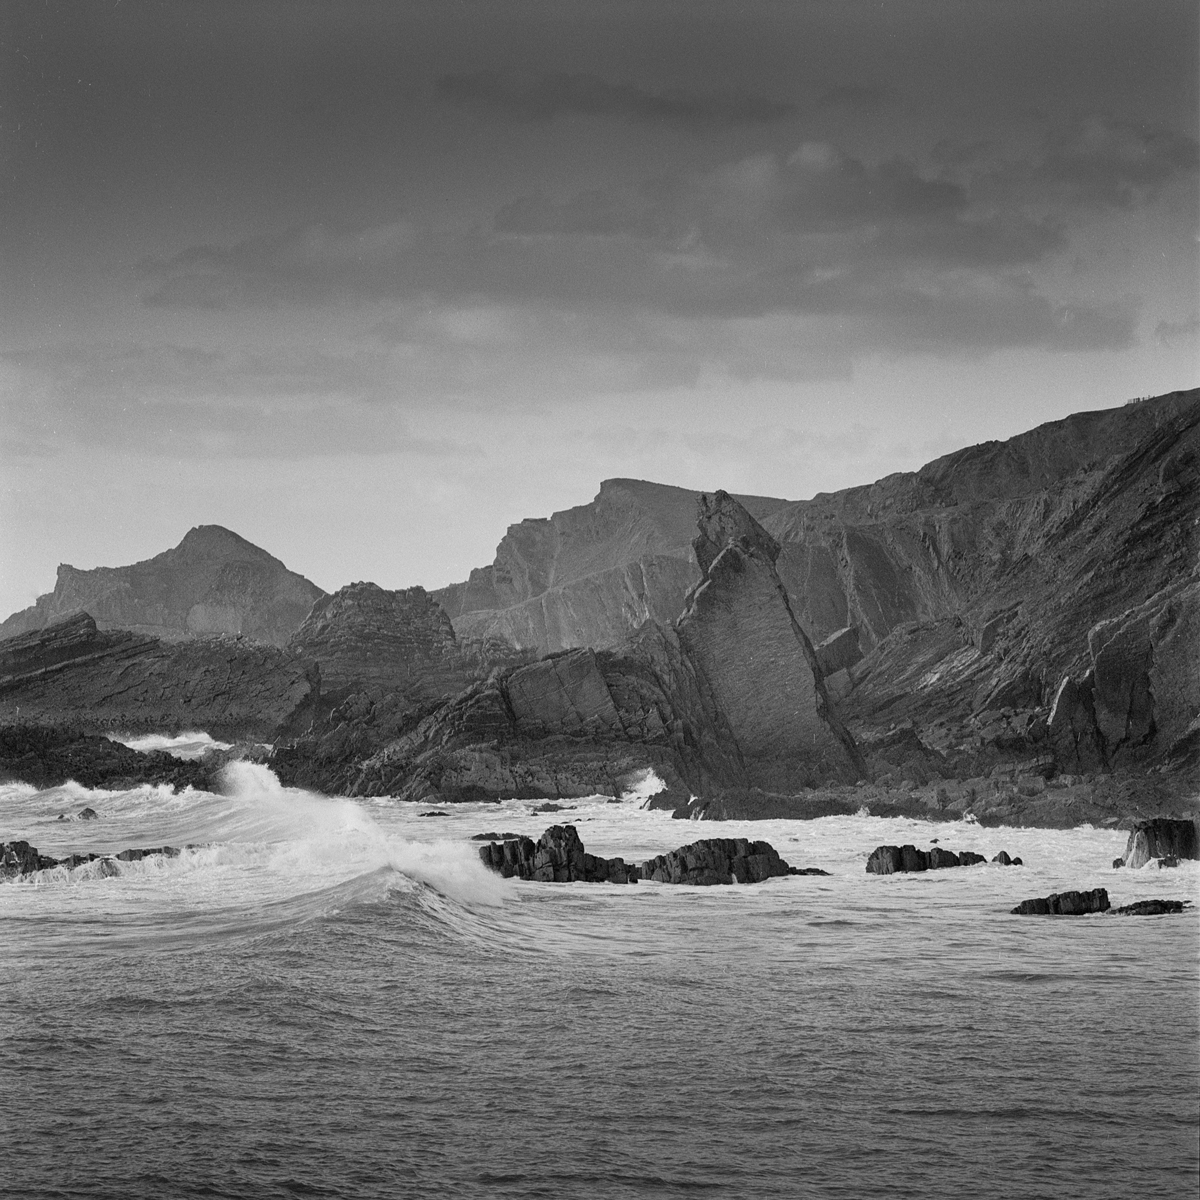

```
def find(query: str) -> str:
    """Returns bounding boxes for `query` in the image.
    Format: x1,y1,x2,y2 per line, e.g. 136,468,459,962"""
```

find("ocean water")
1,762,1197,1200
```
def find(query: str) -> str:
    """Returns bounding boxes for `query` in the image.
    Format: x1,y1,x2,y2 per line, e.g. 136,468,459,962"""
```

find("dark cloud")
436,70,796,124
134,125,1170,362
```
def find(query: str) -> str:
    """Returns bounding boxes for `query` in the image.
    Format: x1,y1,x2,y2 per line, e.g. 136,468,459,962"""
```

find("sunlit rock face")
675,490,864,789
0,525,325,648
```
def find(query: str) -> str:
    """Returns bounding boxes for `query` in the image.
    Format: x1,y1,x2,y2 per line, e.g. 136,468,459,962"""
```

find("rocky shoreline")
1,391,1197,830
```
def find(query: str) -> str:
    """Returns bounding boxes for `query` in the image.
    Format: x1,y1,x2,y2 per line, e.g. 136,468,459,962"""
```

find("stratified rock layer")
676,491,863,788
275,493,866,803
0,613,318,741
0,525,325,647
290,582,470,701
435,478,789,653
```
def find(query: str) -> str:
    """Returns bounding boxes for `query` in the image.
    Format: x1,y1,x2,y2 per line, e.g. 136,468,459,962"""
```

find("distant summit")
0,525,326,648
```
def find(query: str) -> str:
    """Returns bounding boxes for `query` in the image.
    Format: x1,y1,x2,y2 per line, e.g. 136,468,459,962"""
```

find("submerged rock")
1011,888,1110,915
1114,899,1192,916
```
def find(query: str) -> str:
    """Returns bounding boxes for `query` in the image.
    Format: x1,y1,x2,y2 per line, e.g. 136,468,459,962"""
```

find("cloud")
436,70,796,125
133,126,1168,367
1155,315,1200,347
0,341,476,459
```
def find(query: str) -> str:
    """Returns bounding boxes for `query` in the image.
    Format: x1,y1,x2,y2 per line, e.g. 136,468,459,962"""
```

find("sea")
1,734,1197,1200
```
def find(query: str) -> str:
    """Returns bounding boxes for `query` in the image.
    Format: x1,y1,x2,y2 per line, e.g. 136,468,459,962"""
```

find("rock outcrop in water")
638,837,824,884
1,839,181,880
475,826,821,884
1115,817,1199,868
865,844,993,873
0,525,325,647
1011,888,1111,915
476,825,638,883
1114,899,1192,916
0,613,319,741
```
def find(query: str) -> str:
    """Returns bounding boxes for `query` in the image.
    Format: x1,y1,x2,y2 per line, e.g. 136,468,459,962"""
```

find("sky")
1,0,1197,615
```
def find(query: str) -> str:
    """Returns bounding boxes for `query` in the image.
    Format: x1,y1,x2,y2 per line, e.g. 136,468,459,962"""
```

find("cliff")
0,525,325,648
675,491,863,788
434,391,1197,669
0,612,319,741
433,478,788,653
274,493,865,803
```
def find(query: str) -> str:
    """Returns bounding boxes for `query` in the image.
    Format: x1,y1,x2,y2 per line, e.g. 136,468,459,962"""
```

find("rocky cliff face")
0,525,325,648
675,491,863,788
275,493,865,803
434,390,1197,676
837,392,1199,777
434,478,788,654
0,612,318,740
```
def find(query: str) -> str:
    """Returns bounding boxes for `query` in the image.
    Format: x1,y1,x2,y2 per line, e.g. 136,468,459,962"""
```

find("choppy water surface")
2,764,1197,1199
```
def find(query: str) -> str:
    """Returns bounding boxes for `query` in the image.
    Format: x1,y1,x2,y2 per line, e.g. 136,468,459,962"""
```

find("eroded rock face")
435,478,790,654
0,613,318,742
1119,818,1199,869
1011,888,1110,915
290,582,470,702
0,525,325,647
676,491,864,788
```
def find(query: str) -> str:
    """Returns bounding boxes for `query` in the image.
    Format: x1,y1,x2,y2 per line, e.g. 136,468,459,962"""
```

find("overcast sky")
2,0,1197,615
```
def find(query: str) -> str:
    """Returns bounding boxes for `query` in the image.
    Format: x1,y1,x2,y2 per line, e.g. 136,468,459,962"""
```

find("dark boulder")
477,825,637,884
1114,899,1191,916
1,840,59,878
992,851,1023,866
1119,818,1198,868
1011,888,1110,915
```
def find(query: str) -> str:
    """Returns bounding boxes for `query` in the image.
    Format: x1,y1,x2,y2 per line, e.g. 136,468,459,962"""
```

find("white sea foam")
110,730,233,759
